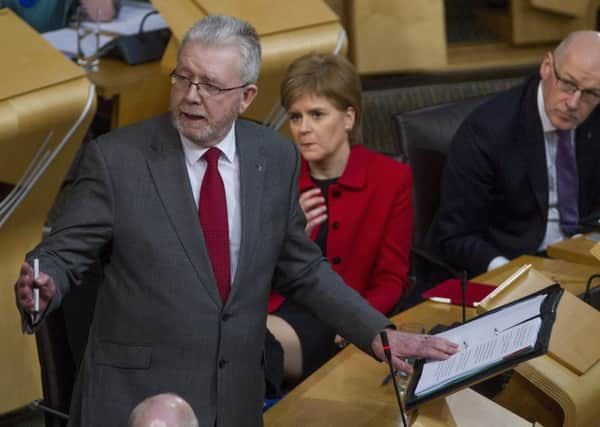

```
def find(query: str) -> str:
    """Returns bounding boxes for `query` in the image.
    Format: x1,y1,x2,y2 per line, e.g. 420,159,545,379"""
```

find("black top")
311,177,338,255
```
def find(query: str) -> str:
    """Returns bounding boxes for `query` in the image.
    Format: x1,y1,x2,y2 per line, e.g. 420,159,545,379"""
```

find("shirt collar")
537,82,556,134
180,122,237,167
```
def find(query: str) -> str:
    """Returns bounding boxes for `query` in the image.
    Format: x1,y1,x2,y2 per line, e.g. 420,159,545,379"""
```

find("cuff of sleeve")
487,256,510,272
20,293,60,334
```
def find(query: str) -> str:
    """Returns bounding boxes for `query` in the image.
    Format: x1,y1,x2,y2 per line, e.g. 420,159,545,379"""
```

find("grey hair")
180,15,262,84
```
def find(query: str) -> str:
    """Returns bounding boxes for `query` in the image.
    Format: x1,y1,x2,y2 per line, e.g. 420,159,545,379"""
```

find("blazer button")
222,313,231,321
332,190,341,198
332,256,341,265
332,221,340,230
219,359,228,369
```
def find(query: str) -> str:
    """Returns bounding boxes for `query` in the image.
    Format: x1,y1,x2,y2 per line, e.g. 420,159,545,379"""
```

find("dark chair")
395,95,493,251
33,270,100,427
391,95,493,310
34,308,75,427
361,76,526,157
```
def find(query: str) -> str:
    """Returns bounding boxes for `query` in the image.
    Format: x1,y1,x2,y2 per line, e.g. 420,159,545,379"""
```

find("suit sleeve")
434,121,504,276
363,165,412,314
26,138,114,311
271,147,390,356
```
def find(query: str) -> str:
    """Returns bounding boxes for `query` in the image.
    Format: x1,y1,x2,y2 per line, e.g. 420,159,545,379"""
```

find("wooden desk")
87,57,170,128
264,255,599,427
476,255,596,295
264,302,479,426
547,235,600,267
477,256,600,427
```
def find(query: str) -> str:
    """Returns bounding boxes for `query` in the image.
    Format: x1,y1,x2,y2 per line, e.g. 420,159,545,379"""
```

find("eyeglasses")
551,55,600,104
170,71,248,97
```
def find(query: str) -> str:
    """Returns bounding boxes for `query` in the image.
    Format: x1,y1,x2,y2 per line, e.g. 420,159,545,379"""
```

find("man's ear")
540,52,553,81
238,84,258,114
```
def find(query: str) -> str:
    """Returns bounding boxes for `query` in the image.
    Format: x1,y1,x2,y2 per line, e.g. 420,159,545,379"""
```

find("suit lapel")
518,79,548,219
575,113,597,213
145,115,222,307
228,120,266,303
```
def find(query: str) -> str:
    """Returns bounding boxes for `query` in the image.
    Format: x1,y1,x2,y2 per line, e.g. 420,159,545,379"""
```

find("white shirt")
179,124,241,282
537,83,574,251
487,83,574,272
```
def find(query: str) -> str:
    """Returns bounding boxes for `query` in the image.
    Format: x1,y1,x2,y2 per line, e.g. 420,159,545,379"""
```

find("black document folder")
404,284,563,409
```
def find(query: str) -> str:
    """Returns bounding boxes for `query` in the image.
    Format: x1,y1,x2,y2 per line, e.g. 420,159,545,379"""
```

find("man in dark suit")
433,31,600,277
14,15,457,427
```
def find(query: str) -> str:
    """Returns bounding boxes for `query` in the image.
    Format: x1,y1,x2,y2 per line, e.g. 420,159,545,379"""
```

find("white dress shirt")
537,83,574,251
179,124,241,282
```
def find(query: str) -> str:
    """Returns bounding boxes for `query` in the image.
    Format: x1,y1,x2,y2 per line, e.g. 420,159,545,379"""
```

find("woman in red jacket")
266,53,413,393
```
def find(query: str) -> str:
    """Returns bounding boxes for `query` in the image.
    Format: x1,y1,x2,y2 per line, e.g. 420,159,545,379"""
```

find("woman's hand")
299,188,327,236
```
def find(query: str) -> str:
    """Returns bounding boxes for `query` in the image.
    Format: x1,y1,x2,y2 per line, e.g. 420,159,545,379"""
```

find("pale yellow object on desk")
473,256,600,427
414,387,537,427
589,242,600,262
547,234,600,266
478,267,600,376
0,9,96,415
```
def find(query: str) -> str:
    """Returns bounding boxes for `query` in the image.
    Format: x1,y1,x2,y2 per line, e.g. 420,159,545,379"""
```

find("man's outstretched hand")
371,329,459,374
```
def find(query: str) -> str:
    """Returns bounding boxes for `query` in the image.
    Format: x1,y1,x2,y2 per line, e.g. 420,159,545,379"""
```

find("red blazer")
268,144,413,314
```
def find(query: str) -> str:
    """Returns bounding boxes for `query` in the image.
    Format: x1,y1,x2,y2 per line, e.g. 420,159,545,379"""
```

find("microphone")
460,270,468,323
583,273,600,307
379,330,409,427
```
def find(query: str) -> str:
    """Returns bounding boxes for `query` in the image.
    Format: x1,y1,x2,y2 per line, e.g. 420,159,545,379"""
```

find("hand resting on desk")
371,330,459,374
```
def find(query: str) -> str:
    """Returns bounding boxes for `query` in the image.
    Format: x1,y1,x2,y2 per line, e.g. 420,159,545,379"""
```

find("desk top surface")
0,9,84,101
547,234,600,266
264,255,599,426
88,58,166,98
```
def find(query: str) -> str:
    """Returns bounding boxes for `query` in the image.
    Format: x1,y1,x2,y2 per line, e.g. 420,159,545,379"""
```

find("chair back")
34,309,76,426
394,95,492,249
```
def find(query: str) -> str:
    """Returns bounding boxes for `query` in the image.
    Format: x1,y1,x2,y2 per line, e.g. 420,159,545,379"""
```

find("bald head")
129,393,199,427
555,31,600,59
539,31,600,129
554,31,600,70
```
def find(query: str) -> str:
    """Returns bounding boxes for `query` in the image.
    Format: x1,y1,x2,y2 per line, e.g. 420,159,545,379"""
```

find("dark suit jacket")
28,115,389,427
433,76,600,276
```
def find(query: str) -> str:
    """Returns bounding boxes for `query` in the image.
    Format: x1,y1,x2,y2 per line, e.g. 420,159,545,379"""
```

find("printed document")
414,295,545,397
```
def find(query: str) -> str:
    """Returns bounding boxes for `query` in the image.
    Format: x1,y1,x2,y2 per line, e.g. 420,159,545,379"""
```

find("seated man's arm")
434,121,505,276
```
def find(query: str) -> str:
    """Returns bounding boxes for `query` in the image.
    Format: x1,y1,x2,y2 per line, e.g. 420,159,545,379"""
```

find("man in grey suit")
14,15,457,427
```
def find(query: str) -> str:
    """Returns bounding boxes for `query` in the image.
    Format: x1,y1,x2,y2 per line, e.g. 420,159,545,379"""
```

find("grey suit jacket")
28,114,389,427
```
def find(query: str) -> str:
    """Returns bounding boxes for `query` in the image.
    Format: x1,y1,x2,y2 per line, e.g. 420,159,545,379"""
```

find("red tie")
199,147,230,302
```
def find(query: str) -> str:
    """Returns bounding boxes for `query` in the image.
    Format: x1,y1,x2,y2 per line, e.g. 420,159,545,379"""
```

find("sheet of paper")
42,28,113,58
415,317,542,396
81,1,168,36
435,294,545,348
